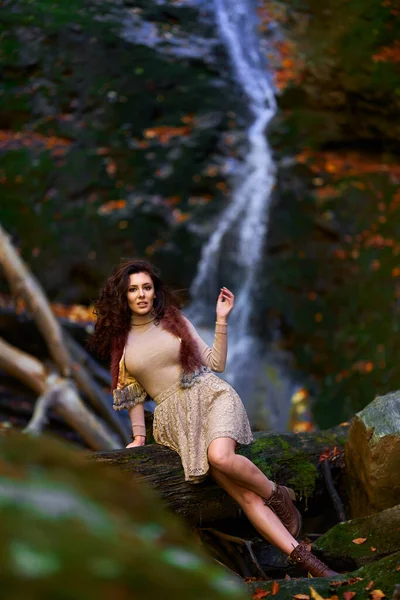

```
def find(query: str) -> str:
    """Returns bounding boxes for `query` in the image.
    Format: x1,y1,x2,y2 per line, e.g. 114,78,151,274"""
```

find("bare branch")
0,337,47,395
0,336,120,451
0,224,71,377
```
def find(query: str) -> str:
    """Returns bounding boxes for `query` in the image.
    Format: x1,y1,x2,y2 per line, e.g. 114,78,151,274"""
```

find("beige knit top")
125,312,227,438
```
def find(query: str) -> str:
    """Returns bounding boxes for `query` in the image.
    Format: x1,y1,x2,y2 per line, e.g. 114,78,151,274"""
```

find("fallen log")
93,426,349,527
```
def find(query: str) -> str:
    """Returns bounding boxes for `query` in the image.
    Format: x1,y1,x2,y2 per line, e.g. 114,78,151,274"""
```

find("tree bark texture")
93,427,349,526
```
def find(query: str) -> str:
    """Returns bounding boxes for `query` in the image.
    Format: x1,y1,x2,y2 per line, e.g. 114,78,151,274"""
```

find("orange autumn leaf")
369,591,386,600
165,195,181,206
330,577,363,588
106,159,117,177
293,595,310,600
252,589,271,600
352,538,367,545
373,41,400,63
98,200,126,215
272,581,280,596
370,547,376,552
96,146,109,155
172,209,190,224
365,581,375,591
343,592,356,600
143,125,191,144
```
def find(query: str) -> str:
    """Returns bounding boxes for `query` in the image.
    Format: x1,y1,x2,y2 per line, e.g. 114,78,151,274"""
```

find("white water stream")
187,0,281,409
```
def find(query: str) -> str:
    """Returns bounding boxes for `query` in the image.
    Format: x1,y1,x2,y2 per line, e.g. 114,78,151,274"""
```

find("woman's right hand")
126,436,146,448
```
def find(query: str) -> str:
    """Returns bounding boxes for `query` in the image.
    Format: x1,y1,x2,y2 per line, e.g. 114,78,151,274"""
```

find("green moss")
286,461,318,499
0,433,249,600
246,551,400,599
313,505,400,567
241,435,319,498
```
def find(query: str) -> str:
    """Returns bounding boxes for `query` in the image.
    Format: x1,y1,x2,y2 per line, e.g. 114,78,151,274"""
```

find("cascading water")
187,0,281,409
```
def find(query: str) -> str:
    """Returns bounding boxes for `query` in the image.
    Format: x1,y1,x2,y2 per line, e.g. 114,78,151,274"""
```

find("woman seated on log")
89,259,337,578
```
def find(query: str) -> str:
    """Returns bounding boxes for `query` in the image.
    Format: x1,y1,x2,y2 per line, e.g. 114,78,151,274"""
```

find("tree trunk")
93,426,349,526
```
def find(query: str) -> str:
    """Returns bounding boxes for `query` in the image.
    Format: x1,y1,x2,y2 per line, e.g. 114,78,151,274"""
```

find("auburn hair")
88,259,180,360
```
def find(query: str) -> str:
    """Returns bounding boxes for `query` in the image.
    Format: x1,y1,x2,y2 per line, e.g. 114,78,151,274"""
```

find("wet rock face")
345,392,400,518
313,504,400,572
0,432,247,600
1,0,243,303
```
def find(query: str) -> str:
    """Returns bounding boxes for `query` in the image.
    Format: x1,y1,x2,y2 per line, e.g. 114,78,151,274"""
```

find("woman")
90,259,338,579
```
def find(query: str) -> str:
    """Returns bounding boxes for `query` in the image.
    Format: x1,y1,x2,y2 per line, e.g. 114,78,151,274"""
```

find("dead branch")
64,332,111,388
0,336,119,451
24,374,59,435
0,224,70,377
0,227,127,442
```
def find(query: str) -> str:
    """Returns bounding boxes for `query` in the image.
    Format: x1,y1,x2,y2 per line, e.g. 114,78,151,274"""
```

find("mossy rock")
345,392,400,518
313,504,400,571
246,550,400,599
0,432,247,600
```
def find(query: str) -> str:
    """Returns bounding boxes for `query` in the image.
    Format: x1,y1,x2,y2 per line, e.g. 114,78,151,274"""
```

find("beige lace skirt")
153,372,253,484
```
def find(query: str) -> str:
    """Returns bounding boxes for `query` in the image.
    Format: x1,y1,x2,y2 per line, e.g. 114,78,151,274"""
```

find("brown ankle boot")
263,483,302,539
289,543,338,578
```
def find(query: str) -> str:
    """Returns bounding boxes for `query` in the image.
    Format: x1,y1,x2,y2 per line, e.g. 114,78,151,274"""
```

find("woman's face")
127,272,156,316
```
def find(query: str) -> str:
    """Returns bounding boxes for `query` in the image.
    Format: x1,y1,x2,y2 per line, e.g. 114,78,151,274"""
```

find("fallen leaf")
343,592,356,600
370,547,376,552
293,595,309,599
272,582,280,596
352,538,367,545
106,159,117,177
252,589,271,600
330,578,363,587
365,581,375,591
369,592,386,600
309,587,325,600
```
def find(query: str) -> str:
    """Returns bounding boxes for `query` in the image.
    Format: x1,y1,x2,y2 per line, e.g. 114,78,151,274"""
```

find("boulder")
345,392,400,518
0,432,247,600
245,551,400,600
313,504,400,572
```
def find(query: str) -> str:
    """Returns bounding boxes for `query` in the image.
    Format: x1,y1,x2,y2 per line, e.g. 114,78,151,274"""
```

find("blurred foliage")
0,433,247,600
265,0,400,426
0,0,240,302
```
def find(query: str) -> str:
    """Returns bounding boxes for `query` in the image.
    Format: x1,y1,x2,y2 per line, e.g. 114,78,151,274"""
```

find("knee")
207,449,232,471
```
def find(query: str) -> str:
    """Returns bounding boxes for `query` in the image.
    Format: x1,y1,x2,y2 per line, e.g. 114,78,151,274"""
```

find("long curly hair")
88,259,180,359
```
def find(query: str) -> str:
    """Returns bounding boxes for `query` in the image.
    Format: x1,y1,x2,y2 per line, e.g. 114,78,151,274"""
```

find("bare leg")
209,465,298,556
208,437,278,500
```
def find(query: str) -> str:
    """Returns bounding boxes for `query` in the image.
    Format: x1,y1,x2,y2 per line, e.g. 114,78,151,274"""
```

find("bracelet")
216,321,227,325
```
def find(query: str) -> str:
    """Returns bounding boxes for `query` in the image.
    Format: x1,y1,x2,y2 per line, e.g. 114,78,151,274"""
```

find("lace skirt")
153,372,253,484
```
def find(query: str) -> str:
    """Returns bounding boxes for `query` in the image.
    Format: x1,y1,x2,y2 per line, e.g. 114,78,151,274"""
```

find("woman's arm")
127,403,146,447
183,317,227,372
182,286,234,372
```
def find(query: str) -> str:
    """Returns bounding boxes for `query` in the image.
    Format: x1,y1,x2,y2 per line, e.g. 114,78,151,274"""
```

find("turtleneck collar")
130,311,155,327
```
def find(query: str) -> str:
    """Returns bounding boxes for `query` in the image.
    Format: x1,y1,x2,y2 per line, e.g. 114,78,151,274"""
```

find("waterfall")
187,0,278,397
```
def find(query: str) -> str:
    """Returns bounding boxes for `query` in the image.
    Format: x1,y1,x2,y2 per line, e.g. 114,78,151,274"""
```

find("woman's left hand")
216,287,234,321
